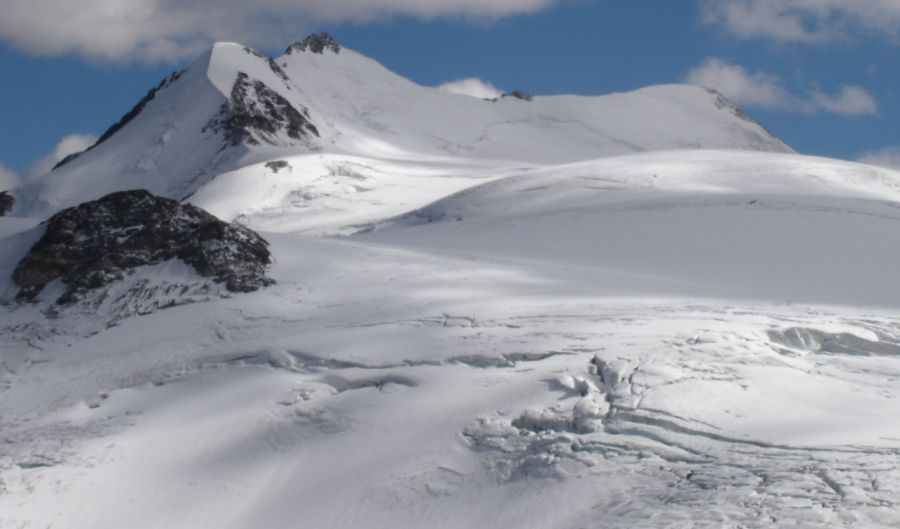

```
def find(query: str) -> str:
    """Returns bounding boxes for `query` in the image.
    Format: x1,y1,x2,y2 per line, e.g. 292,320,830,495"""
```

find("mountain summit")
15,34,790,218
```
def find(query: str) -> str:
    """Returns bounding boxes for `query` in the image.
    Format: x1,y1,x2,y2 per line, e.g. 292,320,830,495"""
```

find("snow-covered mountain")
15,34,789,219
4,34,900,529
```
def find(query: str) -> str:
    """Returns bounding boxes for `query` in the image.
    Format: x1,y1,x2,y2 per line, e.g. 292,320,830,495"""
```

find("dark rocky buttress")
0,191,13,216
13,190,274,304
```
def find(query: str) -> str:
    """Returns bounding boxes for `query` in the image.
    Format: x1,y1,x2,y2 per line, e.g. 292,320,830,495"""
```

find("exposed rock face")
0,191,13,216
285,33,341,55
703,88,791,152
502,91,534,102
205,72,319,147
13,190,273,304
53,70,186,171
705,87,754,123
265,160,290,173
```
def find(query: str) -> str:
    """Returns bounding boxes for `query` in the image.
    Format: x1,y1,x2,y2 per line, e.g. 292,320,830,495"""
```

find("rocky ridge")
285,33,341,55
54,70,187,171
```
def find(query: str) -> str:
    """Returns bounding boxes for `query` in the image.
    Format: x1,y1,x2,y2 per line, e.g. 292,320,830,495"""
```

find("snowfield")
3,36,900,528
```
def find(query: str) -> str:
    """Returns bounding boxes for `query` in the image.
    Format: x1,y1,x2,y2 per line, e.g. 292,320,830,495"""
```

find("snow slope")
5,36,900,529
4,227,900,528
363,150,900,307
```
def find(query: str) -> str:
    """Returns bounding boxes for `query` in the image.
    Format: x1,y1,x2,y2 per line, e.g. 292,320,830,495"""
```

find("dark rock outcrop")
265,160,290,173
13,190,274,304
502,91,534,102
205,72,319,147
285,33,341,55
705,88,753,123
0,191,13,216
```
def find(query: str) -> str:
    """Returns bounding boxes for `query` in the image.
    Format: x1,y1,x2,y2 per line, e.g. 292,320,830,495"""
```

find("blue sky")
2,0,899,184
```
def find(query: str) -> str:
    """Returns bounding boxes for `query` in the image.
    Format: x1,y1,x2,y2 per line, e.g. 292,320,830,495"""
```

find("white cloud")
812,86,879,116
0,163,20,191
685,58,791,109
701,0,900,44
436,78,503,99
0,0,560,62
685,58,878,116
858,146,900,170
25,134,99,181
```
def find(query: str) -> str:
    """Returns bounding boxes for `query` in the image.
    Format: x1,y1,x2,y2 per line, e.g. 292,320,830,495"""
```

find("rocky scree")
13,190,274,304
205,72,319,147
0,191,13,216
285,33,341,55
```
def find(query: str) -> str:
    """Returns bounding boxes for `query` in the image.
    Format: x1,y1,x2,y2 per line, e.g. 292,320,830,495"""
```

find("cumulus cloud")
436,78,504,99
858,146,900,170
685,58,878,116
25,134,99,181
811,86,879,116
0,0,560,62
0,163,21,191
701,0,900,44
685,58,789,108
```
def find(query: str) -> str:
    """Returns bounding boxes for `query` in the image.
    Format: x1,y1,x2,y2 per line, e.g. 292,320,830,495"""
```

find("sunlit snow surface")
4,149,900,528
3,42,900,528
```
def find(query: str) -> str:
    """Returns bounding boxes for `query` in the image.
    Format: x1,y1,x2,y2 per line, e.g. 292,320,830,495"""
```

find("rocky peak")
0,191,13,216
13,190,274,304
285,33,341,55
204,72,319,147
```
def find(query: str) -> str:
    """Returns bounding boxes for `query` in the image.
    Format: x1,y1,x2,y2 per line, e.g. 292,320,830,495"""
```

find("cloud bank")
701,0,900,44
685,58,878,116
437,78,504,100
0,0,560,62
